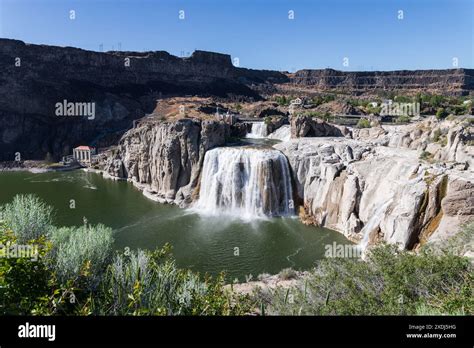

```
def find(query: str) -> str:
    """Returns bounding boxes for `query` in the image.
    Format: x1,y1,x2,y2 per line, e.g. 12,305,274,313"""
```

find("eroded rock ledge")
103,118,228,206
275,117,473,249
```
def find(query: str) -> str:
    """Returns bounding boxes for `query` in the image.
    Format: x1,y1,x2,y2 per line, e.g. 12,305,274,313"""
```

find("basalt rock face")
275,120,474,250
0,39,286,161
290,115,351,138
2,38,474,162
289,68,474,96
104,118,228,206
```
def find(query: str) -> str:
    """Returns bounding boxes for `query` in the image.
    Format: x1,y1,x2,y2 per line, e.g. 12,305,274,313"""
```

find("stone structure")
73,146,96,164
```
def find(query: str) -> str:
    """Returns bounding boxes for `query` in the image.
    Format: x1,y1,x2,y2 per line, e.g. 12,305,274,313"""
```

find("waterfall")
193,147,294,219
246,123,268,138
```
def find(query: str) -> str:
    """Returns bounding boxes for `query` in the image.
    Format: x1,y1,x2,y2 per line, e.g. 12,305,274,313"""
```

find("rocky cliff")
274,118,473,250
103,118,228,206
0,39,285,161
101,111,472,251
288,68,474,96
1,38,473,163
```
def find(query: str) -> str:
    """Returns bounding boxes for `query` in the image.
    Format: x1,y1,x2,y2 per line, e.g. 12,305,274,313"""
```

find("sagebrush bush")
99,247,250,315
0,194,53,242
51,224,114,287
261,243,472,315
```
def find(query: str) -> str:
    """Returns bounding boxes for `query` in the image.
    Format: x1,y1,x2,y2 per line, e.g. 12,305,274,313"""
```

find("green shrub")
0,194,53,242
0,225,53,315
51,224,114,287
356,118,371,129
430,95,445,108
366,105,382,115
395,115,410,123
432,129,442,142
436,108,448,120
310,95,335,107
394,95,412,103
419,151,433,161
275,95,290,106
260,243,472,315
99,247,251,315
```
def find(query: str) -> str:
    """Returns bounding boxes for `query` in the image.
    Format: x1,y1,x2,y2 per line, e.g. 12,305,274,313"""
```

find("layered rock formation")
0,39,285,161
275,118,473,250
2,38,474,163
352,118,474,168
103,118,228,206
290,115,351,138
288,68,474,96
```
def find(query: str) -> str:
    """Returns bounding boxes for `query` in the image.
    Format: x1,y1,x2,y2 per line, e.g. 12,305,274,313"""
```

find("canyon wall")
2,39,474,162
288,68,474,96
0,39,285,161
275,118,473,249
103,118,228,206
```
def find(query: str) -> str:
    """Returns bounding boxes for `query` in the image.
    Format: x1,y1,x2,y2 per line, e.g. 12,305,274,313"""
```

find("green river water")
0,170,349,281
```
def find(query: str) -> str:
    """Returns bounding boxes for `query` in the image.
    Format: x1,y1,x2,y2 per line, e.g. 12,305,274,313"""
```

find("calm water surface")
0,170,349,280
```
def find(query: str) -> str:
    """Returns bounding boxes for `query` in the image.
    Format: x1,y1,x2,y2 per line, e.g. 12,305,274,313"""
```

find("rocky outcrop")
268,125,291,142
274,124,474,249
290,115,351,138
352,117,474,168
103,118,228,206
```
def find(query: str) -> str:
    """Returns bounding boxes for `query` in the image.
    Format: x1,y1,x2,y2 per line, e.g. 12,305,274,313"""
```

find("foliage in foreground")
0,194,251,315
0,194,53,242
1,194,472,316
256,227,473,315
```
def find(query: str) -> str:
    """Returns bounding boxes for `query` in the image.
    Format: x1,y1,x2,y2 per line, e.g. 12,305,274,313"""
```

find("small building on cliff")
73,146,96,165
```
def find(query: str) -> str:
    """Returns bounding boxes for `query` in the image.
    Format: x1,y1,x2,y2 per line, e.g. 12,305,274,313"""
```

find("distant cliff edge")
0,39,473,161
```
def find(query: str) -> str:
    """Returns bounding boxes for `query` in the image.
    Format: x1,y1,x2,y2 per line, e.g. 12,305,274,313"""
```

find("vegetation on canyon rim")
0,194,472,316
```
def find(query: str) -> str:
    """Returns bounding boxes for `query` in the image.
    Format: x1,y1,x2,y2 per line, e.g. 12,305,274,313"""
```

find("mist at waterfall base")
0,170,350,281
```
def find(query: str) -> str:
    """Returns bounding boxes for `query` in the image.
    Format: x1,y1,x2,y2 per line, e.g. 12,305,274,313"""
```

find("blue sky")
0,0,472,71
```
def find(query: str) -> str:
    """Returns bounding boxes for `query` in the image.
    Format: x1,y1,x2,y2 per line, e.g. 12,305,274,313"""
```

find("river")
0,170,350,281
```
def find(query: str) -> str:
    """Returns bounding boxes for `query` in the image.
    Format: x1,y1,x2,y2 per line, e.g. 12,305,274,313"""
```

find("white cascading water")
246,122,268,138
193,147,294,220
